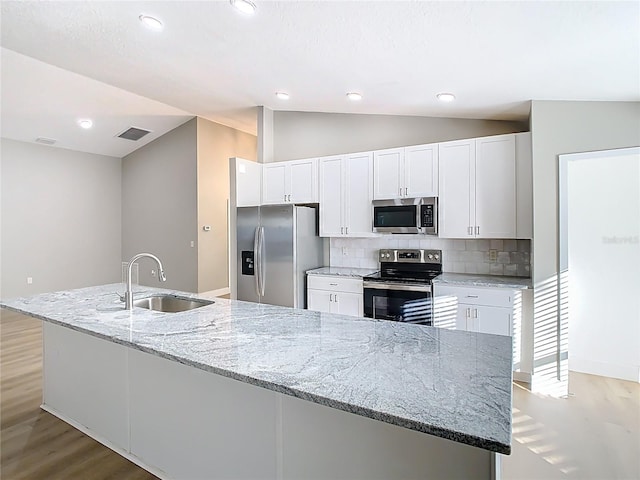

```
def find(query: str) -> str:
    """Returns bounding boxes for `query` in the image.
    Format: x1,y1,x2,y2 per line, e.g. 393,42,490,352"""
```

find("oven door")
363,282,433,325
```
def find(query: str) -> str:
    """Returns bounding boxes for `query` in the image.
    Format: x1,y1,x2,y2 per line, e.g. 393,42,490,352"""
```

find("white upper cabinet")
439,134,516,238
262,158,318,205
438,139,475,238
231,157,261,207
373,144,438,200
373,148,403,199
319,152,374,237
475,135,516,238
404,144,439,198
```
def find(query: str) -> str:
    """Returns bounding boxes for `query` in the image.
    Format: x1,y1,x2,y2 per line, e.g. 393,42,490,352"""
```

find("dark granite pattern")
1,283,513,454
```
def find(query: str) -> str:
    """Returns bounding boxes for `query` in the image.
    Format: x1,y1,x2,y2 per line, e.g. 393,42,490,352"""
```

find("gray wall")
273,111,528,161
0,139,122,299
531,101,640,284
122,119,198,292
529,100,640,392
196,118,256,293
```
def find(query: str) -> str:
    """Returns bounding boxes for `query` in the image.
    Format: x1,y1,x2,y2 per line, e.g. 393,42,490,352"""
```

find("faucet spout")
124,253,167,310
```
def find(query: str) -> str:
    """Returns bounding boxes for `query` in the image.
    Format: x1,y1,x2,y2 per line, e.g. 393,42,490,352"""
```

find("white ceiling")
1,1,639,158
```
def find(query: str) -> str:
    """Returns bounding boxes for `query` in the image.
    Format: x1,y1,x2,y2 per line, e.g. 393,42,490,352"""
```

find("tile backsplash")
329,237,531,277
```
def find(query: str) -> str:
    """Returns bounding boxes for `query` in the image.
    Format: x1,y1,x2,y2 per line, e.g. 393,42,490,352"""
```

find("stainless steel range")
363,249,442,326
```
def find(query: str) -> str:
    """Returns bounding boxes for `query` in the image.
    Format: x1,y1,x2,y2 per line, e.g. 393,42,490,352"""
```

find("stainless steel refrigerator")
237,205,326,308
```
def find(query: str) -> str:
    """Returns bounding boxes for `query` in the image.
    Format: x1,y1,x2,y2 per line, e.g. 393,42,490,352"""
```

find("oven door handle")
363,282,432,293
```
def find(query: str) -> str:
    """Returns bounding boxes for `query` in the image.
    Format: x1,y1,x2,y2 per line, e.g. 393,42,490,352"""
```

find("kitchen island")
1,284,512,480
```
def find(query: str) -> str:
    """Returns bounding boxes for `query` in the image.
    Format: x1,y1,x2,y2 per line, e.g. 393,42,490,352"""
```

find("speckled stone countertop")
1,283,512,454
433,273,532,289
306,266,378,278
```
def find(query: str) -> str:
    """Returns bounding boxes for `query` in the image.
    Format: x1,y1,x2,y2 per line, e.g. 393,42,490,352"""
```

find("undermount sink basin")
133,295,214,313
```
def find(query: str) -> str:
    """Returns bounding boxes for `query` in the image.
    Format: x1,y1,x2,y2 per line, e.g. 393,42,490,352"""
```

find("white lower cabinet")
307,275,363,317
433,284,515,337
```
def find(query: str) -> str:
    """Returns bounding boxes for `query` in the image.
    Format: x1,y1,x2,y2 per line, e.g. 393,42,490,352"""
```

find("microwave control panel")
420,204,434,228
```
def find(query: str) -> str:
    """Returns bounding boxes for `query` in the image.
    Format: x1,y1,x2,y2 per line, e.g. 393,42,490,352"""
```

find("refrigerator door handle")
259,226,266,297
253,227,261,297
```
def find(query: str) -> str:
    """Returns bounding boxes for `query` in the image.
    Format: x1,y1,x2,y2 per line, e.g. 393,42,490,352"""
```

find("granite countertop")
433,273,532,289
1,283,512,454
306,266,379,278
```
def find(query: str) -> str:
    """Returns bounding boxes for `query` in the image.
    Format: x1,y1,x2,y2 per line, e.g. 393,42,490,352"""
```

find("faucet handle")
116,292,125,303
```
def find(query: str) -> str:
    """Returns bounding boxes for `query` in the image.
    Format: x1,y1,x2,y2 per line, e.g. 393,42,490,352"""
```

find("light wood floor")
2,308,639,479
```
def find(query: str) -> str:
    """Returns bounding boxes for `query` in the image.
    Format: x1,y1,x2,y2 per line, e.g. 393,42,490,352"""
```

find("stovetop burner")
364,249,442,285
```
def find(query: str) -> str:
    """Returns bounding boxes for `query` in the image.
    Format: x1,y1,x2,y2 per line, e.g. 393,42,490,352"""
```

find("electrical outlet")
342,247,348,256
190,240,195,248
489,249,498,262
27,277,33,285
151,269,156,277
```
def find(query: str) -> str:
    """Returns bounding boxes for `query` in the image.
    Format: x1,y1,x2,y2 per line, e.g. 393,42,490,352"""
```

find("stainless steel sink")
132,295,214,313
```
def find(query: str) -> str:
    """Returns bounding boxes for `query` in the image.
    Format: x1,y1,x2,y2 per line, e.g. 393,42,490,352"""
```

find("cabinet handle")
468,226,473,236
341,227,344,234
472,309,478,319
475,225,480,235
466,307,471,318
405,187,408,196
335,294,338,303
466,295,479,298
284,194,287,202
345,226,349,235
329,283,338,286
288,194,291,202
400,187,403,197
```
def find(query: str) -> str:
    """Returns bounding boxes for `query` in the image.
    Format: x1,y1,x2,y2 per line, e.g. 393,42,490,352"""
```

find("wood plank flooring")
1,309,157,480
2,307,639,479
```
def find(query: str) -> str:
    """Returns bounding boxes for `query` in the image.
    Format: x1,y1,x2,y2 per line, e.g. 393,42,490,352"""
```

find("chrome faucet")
124,253,167,310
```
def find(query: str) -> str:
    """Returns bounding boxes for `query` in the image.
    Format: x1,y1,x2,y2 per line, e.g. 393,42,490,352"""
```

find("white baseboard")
569,357,640,383
199,287,230,298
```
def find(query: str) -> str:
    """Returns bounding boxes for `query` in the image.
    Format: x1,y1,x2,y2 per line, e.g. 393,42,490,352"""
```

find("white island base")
43,322,500,479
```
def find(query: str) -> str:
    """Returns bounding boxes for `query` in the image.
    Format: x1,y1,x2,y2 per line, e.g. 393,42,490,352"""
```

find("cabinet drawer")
433,285,514,308
307,275,363,294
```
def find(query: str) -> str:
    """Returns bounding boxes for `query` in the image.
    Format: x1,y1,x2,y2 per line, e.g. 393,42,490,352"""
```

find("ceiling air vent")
35,137,56,145
117,127,152,141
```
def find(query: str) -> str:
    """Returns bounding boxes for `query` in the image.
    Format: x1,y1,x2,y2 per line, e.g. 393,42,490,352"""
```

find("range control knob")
385,253,391,258
434,254,440,260
428,254,434,260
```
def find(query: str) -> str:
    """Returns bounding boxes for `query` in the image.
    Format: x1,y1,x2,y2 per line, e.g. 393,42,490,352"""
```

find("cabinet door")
289,159,318,203
373,148,403,200
319,157,344,237
344,152,374,237
334,292,363,317
438,140,474,238
262,163,288,205
475,135,516,238
234,158,262,207
471,306,512,337
404,144,438,198
307,289,332,313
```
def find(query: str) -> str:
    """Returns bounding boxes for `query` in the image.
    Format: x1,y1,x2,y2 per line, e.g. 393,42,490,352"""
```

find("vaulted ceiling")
1,1,638,157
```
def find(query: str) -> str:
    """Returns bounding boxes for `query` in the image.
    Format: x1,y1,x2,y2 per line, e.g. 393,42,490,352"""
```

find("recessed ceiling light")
78,119,93,129
275,92,290,100
436,93,456,102
230,0,257,15
346,92,363,101
139,14,163,31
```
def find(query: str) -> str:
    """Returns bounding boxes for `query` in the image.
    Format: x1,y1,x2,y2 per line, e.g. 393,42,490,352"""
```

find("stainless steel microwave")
372,197,438,235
